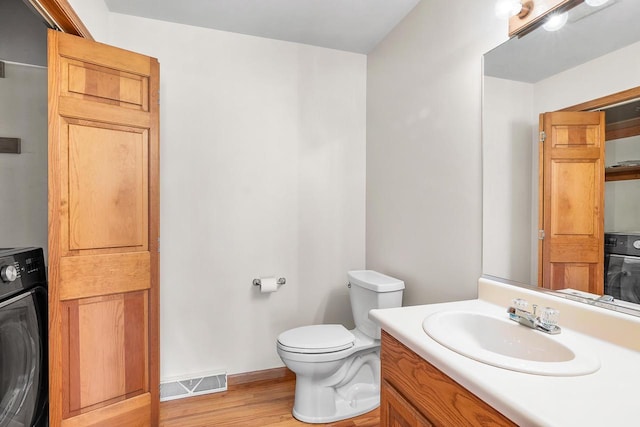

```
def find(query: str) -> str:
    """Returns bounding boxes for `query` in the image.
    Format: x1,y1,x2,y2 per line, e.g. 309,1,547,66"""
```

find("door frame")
562,86,640,113
34,0,92,39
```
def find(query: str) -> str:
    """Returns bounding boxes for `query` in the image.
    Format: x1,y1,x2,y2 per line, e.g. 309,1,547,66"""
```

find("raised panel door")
540,111,604,294
48,29,159,426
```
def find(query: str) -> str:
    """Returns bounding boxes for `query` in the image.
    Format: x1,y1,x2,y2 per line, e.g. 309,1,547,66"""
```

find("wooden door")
48,29,159,426
539,111,604,294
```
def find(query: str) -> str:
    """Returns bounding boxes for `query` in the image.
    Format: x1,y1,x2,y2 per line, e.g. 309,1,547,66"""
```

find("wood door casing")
539,111,605,294
48,29,159,426
38,0,92,39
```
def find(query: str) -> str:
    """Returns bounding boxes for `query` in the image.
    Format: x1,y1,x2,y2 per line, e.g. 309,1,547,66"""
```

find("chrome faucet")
507,299,561,335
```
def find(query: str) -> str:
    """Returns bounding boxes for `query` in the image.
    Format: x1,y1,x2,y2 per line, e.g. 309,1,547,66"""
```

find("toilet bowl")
276,270,404,423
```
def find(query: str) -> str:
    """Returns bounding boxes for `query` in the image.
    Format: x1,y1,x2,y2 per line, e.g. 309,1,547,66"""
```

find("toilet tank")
348,270,404,340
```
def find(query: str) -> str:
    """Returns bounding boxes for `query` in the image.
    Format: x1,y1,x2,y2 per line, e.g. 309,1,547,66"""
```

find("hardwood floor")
159,375,380,426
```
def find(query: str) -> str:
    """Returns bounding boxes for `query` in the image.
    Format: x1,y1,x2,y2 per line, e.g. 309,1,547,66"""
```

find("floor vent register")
160,371,227,401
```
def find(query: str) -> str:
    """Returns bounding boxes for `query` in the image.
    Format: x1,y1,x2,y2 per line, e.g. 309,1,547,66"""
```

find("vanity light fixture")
494,0,523,19
494,0,535,19
542,11,569,31
585,0,609,6
505,0,585,37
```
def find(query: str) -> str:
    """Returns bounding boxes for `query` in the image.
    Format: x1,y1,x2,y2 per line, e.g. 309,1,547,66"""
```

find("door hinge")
538,230,545,240
539,131,546,143
157,237,160,252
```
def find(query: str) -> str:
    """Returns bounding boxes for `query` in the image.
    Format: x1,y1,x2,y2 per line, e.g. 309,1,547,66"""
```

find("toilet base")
292,397,379,424
288,348,381,424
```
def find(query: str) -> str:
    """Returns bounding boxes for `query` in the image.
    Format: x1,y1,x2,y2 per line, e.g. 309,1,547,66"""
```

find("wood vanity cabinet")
380,331,516,427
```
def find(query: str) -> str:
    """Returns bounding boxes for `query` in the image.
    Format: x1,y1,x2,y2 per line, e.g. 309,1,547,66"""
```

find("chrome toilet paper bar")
253,277,286,286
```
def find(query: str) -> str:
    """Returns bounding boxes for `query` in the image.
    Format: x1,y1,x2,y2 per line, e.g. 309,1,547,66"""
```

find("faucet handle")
539,307,560,328
512,298,529,311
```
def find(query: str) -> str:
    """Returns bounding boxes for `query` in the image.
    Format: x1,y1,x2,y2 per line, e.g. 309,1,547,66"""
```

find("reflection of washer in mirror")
604,233,640,305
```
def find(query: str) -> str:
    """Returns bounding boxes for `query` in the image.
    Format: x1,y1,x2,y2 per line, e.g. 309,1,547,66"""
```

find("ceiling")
103,0,421,54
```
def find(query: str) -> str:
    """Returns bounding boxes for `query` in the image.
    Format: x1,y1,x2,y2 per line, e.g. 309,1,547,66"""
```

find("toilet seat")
277,324,355,354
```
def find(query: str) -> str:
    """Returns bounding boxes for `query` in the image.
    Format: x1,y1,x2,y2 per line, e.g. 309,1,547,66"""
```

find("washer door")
620,257,640,304
605,254,640,304
605,254,624,299
0,288,46,427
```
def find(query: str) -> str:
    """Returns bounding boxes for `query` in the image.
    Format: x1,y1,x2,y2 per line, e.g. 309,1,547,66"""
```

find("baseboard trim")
228,367,294,387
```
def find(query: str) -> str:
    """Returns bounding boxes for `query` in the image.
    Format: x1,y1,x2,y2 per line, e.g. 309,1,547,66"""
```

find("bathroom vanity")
380,331,514,426
371,277,640,426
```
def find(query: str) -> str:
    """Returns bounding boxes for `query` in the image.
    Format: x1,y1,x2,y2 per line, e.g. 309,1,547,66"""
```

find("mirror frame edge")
482,273,640,316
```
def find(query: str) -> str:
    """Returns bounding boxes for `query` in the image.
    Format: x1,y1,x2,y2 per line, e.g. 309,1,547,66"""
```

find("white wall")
0,64,48,257
66,0,110,42
366,1,506,305
534,40,640,113
69,11,367,379
483,77,534,283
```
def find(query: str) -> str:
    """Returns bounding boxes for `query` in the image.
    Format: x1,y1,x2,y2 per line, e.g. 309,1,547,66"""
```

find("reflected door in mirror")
540,111,605,294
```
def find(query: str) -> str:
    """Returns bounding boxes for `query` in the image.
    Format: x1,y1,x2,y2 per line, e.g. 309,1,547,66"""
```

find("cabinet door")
48,29,160,426
539,111,605,294
381,381,433,427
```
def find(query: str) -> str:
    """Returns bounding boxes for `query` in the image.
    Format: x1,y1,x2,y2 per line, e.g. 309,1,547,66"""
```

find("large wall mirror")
482,0,640,315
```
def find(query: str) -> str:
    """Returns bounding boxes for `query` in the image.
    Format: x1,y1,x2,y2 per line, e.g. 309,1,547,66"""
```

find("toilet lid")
277,325,355,354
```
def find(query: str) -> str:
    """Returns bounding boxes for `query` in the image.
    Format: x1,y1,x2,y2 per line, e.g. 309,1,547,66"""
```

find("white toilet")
276,270,404,423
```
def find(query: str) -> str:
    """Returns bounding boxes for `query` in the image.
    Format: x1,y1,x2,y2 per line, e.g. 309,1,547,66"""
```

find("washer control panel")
0,247,46,300
604,233,640,257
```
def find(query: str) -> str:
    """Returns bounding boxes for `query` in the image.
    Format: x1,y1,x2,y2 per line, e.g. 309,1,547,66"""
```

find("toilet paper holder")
253,277,286,287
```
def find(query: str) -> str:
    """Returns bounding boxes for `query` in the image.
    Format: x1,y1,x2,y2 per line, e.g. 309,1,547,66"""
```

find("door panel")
48,29,159,426
63,292,148,416
540,111,604,294
550,161,596,235
67,123,148,251
66,61,148,109
549,263,597,291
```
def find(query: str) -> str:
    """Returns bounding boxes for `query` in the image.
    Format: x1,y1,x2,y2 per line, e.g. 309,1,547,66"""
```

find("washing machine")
0,247,48,427
604,233,640,305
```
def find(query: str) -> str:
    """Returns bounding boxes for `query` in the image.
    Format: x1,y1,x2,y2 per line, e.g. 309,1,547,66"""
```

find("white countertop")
370,278,640,427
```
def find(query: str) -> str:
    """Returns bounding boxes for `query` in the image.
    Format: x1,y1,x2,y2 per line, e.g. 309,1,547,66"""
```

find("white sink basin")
422,310,600,376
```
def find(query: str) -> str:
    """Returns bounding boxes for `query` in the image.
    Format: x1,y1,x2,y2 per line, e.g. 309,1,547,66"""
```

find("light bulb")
495,0,522,19
543,11,569,31
585,0,609,6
